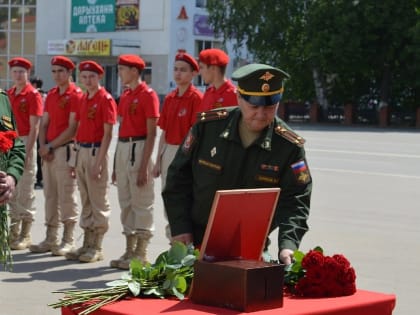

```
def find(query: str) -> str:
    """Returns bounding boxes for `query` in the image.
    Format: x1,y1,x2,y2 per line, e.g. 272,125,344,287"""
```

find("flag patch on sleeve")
291,160,311,184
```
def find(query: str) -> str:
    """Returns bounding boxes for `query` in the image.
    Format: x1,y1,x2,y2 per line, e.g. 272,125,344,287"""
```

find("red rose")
301,250,324,269
333,254,351,269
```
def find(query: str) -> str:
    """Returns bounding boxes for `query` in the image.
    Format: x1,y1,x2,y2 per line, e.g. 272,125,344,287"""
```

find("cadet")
163,63,312,265
65,60,117,263
110,54,159,269
30,56,82,256
198,48,237,111
152,52,203,239
7,57,43,250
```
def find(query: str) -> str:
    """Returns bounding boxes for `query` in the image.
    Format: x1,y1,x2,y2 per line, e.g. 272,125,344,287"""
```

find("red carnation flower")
0,131,18,153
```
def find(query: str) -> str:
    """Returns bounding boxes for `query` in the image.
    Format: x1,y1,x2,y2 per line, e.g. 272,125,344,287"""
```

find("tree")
207,0,419,113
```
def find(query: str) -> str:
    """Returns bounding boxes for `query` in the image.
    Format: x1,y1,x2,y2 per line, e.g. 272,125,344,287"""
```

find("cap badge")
210,147,217,157
259,71,274,81
261,83,270,92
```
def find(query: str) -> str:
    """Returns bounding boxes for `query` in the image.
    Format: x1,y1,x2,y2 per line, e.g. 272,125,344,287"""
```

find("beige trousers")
75,146,111,233
160,144,179,192
42,144,78,227
9,136,37,221
115,140,154,235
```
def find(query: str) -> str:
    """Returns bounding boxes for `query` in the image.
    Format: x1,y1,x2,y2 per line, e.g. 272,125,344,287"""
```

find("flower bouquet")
0,130,18,270
49,242,199,315
284,246,357,297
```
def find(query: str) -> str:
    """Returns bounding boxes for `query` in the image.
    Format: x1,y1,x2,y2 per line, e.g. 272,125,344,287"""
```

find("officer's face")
239,95,278,132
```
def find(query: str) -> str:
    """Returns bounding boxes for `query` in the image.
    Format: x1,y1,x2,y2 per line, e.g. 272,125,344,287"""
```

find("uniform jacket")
163,106,312,252
0,91,25,183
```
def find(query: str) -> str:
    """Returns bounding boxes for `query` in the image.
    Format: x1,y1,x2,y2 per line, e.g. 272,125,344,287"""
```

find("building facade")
1,0,250,100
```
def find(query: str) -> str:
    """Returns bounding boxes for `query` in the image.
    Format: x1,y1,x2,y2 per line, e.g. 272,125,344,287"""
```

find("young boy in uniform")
65,60,117,263
110,54,160,269
198,48,237,111
152,52,202,239
7,57,43,250
30,56,82,256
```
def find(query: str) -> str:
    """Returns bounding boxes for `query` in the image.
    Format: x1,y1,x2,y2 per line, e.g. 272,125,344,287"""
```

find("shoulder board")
196,109,229,122
0,89,6,96
275,125,305,147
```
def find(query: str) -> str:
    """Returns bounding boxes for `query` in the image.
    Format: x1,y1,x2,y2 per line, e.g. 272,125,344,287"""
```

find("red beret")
8,57,32,70
118,54,145,71
199,48,229,66
51,56,75,70
175,52,199,72
78,60,104,75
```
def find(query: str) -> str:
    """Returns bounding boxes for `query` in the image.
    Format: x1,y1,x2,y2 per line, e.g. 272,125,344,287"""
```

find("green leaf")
174,276,187,293
143,288,164,298
120,272,131,281
106,280,128,287
293,250,305,263
181,254,197,267
167,242,188,263
313,246,323,254
130,259,144,279
128,281,141,296
162,279,171,290
171,286,185,300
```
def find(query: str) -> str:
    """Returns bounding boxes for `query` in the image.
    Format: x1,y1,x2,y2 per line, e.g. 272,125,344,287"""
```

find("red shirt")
7,82,43,136
118,82,160,138
158,84,203,145
200,80,237,111
44,83,83,142
75,87,117,142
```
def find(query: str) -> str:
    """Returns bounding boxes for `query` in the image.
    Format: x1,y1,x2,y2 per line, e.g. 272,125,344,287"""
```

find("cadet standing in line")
163,64,312,265
110,54,160,270
152,52,203,239
65,60,117,263
7,57,43,250
30,56,82,256
198,48,237,111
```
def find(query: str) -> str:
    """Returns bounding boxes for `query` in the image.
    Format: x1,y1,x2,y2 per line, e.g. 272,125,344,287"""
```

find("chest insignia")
210,147,217,157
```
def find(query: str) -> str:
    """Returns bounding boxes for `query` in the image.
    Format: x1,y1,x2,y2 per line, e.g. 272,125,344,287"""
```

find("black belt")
78,142,101,148
118,136,146,142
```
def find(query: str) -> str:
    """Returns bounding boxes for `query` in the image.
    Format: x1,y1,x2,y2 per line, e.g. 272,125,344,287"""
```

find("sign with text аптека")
71,0,115,33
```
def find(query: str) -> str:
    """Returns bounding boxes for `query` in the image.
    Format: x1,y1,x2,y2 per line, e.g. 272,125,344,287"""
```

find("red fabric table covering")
62,289,396,315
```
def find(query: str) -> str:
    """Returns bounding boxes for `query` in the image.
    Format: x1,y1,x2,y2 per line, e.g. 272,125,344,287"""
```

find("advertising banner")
71,0,116,33
48,39,111,56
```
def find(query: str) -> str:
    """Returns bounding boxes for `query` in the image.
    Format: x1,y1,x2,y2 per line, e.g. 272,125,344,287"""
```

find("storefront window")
0,0,36,89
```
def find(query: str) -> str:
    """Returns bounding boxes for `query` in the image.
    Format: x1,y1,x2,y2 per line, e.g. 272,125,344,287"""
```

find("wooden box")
190,259,284,312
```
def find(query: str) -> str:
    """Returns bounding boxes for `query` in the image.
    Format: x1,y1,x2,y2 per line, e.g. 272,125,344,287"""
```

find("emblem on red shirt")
129,99,138,115
19,100,28,113
59,96,68,109
178,108,187,117
87,104,97,120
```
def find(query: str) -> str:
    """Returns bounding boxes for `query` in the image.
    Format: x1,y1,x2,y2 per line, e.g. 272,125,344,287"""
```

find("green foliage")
208,0,419,110
49,242,200,315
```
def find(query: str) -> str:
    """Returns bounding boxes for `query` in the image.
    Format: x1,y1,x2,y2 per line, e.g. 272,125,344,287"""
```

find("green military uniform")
162,63,312,253
0,91,25,182
163,107,311,251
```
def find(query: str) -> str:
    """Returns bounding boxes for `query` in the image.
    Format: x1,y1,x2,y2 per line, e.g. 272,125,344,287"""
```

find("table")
62,289,396,315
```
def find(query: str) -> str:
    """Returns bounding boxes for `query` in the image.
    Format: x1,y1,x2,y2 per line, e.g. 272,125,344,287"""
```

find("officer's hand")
0,172,16,205
171,233,193,245
278,248,294,265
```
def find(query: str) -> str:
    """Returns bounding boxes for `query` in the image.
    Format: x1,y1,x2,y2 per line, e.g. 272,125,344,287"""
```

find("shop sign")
71,0,115,33
48,39,112,56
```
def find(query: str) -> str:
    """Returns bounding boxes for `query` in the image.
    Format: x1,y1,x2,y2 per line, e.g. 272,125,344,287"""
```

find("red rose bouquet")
0,130,18,270
284,247,356,297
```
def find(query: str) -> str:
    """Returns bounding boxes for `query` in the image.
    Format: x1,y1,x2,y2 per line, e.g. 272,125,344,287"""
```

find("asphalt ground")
0,124,419,315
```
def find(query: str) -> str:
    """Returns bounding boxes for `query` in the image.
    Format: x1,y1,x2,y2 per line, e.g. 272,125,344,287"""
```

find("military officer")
0,91,25,205
163,63,312,265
